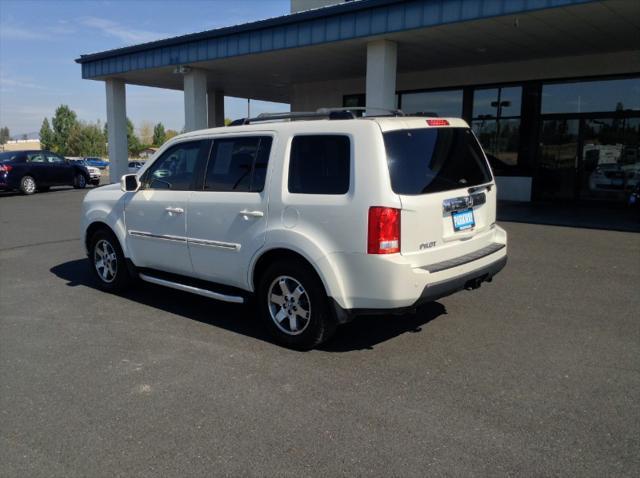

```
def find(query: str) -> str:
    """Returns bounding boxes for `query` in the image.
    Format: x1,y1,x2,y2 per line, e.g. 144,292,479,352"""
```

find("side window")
28,153,46,163
204,136,272,192
288,135,350,194
142,141,204,190
45,153,65,164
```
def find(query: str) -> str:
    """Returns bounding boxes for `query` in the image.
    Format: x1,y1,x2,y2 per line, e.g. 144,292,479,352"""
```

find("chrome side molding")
128,230,240,251
129,230,187,242
188,238,240,251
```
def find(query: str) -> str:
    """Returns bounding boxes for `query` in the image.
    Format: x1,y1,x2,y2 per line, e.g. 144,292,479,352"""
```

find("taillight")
0,165,12,173
368,207,400,254
426,119,450,126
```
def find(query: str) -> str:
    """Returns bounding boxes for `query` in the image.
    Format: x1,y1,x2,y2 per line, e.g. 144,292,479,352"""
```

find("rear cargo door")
382,126,497,261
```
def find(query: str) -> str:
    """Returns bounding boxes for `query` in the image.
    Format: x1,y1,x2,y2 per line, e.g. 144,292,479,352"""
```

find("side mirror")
121,174,140,192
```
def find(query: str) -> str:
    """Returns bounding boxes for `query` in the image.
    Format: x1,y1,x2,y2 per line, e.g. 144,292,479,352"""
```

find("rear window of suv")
383,128,492,195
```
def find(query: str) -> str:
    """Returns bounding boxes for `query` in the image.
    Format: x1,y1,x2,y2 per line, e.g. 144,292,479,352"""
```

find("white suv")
81,111,507,349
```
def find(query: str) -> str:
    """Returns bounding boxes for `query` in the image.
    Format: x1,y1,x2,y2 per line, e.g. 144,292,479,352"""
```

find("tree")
51,105,78,155
40,118,54,150
152,122,166,146
102,119,144,156
0,126,10,145
224,118,232,126
127,118,141,156
165,129,178,141
138,121,154,145
68,122,107,157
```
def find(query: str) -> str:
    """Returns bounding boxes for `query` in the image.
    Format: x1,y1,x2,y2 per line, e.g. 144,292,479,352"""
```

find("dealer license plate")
452,209,475,231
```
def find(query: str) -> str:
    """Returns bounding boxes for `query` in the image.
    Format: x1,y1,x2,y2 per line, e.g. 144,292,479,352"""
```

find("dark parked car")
83,157,110,169
0,150,91,195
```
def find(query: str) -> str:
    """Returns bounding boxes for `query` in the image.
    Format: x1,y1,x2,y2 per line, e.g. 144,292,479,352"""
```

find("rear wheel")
89,229,133,292
20,175,37,195
257,260,336,350
74,173,87,189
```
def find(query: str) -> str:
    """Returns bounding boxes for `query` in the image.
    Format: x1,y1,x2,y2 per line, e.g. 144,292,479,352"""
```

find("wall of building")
289,49,640,202
290,50,640,111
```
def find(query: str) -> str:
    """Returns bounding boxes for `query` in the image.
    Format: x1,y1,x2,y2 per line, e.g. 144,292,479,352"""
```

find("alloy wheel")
94,239,118,283
268,275,311,335
22,177,36,194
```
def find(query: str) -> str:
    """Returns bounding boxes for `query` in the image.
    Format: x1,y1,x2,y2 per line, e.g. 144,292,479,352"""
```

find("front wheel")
74,173,87,189
257,261,336,350
89,229,133,292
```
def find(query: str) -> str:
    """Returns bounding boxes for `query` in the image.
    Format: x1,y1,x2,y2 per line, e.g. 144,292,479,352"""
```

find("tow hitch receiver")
464,274,488,290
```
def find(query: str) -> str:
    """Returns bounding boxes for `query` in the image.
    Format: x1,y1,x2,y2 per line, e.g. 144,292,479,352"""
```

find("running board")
139,273,245,304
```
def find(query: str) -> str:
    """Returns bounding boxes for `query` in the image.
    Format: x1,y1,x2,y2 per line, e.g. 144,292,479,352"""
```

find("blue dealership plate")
452,208,475,231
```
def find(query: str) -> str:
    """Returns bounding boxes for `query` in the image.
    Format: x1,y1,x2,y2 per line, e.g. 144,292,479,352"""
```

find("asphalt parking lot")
1,187,639,477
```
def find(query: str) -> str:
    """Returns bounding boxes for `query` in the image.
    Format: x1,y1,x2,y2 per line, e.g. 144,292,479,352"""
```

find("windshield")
383,128,492,195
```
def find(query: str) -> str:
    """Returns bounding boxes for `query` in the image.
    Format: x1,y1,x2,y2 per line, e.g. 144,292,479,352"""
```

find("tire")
74,173,87,189
257,260,337,350
88,229,133,292
19,175,37,195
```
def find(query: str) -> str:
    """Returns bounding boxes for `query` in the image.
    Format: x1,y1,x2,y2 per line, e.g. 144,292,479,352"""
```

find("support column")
105,79,127,183
207,89,225,128
183,68,208,132
365,40,397,114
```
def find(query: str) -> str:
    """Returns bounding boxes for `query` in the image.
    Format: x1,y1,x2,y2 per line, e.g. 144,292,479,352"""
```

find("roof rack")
316,106,405,117
228,106,405,126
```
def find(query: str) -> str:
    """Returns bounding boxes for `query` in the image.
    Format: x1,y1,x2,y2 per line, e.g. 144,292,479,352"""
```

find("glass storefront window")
473,87,522,118
343,94,365,108
542,78,640,114
537,119,580,201
581,118,640,200
400,90,463,117
472,119,520,174
472,86,522,175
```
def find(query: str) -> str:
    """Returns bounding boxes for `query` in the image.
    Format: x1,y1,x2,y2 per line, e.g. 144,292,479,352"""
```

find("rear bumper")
322,226,507,321
417,254,506,304
332,253,507,323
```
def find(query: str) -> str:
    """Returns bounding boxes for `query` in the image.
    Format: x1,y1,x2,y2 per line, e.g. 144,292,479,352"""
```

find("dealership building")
76,0,640,204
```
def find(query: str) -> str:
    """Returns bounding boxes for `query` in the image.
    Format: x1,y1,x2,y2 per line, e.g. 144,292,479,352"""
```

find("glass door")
580,118,640,202
536,119,580,201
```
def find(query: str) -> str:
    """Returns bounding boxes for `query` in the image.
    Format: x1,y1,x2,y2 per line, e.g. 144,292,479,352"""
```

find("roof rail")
227,106,405,126
316,106,405,117
228,109,355,125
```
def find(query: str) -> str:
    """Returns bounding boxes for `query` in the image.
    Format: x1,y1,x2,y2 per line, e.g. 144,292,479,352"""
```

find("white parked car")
80,110,507,349
128,161,145,174
72,159,101,186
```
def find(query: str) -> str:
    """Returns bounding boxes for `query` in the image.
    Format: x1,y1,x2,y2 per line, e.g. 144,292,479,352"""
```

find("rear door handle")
165,207,184,214
239,209,264,218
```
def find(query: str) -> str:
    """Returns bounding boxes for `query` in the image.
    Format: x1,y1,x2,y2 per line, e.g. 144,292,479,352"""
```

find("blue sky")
0,0,291,136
